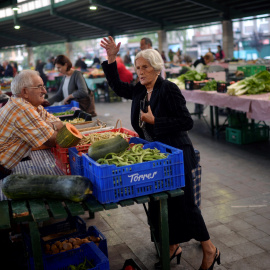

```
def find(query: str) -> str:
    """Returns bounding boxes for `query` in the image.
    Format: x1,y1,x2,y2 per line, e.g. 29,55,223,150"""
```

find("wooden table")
0,190,184,270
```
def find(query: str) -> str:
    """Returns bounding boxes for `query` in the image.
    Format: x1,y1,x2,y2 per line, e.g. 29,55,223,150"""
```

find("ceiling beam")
0,31,38,46
18,20,78,40
92,0,168,27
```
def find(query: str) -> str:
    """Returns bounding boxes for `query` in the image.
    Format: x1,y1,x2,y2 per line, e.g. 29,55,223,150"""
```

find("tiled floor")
80,100,270,270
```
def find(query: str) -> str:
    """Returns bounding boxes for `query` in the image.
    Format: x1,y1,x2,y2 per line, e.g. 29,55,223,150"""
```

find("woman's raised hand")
100,36,121,64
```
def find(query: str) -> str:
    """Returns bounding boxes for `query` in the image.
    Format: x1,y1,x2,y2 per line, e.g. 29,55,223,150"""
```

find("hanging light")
14,25,20,29
89,5,97,10
89,0,97,10
12,6,19,11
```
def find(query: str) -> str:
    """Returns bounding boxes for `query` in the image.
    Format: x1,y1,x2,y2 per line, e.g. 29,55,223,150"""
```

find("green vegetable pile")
168,69,207,89
53,110,74,116
69,257,95,270
97,144,168,166
201,80,217,91
227,70,270,96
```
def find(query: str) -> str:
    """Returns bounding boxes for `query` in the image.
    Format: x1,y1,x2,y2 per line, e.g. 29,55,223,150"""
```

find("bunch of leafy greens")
227,70,270,96
174,70,207,89
201,80,217,91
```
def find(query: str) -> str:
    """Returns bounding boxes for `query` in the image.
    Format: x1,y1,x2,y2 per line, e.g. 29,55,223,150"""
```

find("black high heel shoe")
199,248,221,270
154,245,182,269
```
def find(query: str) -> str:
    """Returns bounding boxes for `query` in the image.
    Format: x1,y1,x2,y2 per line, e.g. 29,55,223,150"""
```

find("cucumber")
2,174,93,202
88,135,129,161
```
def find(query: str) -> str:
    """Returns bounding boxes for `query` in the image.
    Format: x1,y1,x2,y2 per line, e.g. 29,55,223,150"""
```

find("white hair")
134,49,164,72
11,70,40,95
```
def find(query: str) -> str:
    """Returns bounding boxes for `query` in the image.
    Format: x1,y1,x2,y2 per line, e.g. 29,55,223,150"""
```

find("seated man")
0,70,64,180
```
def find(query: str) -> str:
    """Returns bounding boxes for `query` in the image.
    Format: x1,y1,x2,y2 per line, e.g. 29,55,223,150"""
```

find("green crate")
228,112,248,127
237,65,266,77
226,123,269,144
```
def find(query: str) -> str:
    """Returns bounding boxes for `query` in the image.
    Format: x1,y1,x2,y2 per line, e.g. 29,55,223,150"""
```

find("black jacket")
102,61,197,171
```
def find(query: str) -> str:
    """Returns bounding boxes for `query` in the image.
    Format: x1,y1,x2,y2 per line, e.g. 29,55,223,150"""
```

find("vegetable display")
201,80,217,91
56,123,83,148
79,131,133,145
69,258,95,270
88,135,129,161
2,174,93,202
227,70,270,96
45,235,100,255
96,143,168,166
53,110,74,116
168,70,207,89
63,118,86,124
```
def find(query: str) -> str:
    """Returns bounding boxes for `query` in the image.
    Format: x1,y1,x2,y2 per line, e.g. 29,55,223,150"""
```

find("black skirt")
148,144,210,244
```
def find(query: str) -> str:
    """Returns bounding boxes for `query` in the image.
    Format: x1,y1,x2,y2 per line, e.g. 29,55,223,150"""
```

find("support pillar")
158,30,168,58
222,20,234,59
26,46,34,68
65,42,74,65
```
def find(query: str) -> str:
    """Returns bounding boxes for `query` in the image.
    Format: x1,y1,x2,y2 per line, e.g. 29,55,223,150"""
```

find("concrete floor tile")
218,232,248,247
231,241,264,258
243,214,269,227
225,219,253,232
237,227,268,242
208,224,233,237
253,236,270,252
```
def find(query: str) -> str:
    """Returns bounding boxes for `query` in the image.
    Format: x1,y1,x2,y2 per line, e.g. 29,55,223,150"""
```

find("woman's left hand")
141,105,155,125
63,96,70,105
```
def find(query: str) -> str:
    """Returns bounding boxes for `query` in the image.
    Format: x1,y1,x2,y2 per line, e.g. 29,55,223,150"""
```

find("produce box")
217,82,230,93
45,100,79,114
237,65,266,77
228,111,248,127
226,123,269,144
27,241,109,270
68,128,139,176
59,110,92,122
185,79,208,90
82,137,185,204
23,217,109,270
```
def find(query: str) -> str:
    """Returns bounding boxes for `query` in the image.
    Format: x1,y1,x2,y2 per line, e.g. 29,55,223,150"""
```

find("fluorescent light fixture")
89,5,97,10
14,25,20,29
12,6,19,11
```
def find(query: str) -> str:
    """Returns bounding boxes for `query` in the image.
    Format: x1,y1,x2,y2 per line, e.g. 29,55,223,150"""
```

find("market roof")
0,0,269,49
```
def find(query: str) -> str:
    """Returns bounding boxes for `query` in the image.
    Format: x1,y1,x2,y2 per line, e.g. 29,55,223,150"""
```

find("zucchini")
56,123,83,148
88,135,129,161
2,174,93,202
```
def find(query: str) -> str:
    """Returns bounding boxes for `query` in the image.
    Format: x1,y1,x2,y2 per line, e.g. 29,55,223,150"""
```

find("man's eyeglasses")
28,85,46,90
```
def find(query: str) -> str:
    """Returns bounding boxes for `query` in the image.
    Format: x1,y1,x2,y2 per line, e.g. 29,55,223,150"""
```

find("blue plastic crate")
28,241,109,270
82,138,185,204
45,100,79,113
23,217,108,263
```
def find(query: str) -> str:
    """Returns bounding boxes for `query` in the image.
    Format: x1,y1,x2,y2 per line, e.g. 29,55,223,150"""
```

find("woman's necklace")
147,89,153,94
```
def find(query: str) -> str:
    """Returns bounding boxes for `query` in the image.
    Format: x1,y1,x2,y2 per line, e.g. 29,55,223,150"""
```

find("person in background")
208,48,215,60
35,59,48,86
161,50,167,62
115,54,133,83
140,37,152,50
48,55,97,117
74,57,83,68
124,50,132,66
172,49,182,66
140,37,166,79
168,49,174,62
2,61,13,77
192,53,213,114
0,62,5,77
0,70,63,179
100,36,220,270
215,45,225,61
90,55,101,68
45,57,54,70
10,61,18,77
80,57,88,72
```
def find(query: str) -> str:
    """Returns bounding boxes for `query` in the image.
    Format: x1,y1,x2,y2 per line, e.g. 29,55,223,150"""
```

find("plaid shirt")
0,97,60,169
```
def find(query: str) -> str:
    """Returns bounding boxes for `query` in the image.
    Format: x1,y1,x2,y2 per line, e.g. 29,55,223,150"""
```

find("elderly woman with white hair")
100,36,220,270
